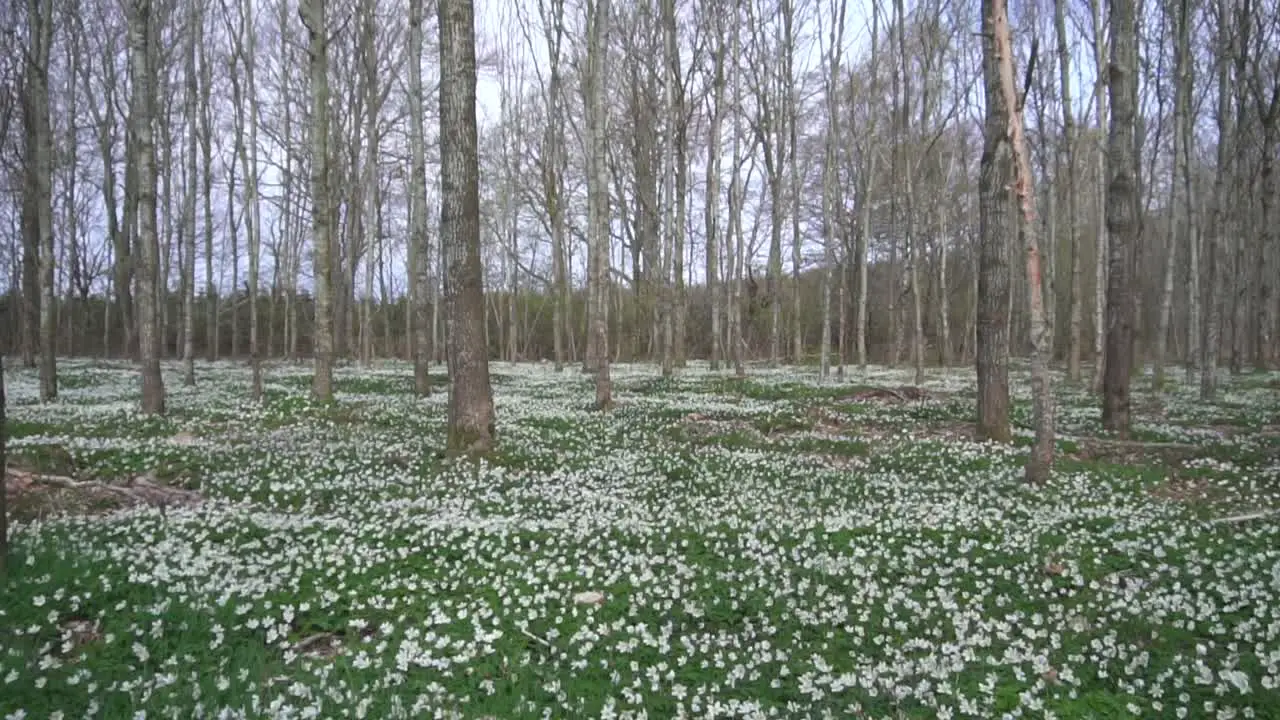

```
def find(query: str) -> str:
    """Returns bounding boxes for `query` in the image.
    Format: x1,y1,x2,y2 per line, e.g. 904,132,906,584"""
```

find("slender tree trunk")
131,0,165,414
302,0,333,401
1055,0,1082,383
200,18,216,363
705,21,725,371
409,0,431,394
440,0,497,450
586,0,613,406
0,355,7,577
819,0,847,381
857,157,874,372
27,0,56,400
1091,0,1109,393
182,0,199,386
1102,0,1138,436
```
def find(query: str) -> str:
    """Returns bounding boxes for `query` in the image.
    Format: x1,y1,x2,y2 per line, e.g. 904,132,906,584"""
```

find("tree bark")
26,0,56,401
131,0,166,414
976,0,1013,443
586,0,613,406
1055,0,1083,383
409,0,431,394
182,0,199,386
991,0,1055,483
1102,0,1138,437
439,0,496,451
302,0,334,401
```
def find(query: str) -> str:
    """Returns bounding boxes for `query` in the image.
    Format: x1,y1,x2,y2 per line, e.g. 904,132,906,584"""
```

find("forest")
1,0,1279,716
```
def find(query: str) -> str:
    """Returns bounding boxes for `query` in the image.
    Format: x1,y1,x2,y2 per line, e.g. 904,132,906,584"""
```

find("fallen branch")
1214,509,1280,524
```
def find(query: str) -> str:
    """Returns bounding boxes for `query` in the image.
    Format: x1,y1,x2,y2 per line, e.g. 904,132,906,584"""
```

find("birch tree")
302,0,334,401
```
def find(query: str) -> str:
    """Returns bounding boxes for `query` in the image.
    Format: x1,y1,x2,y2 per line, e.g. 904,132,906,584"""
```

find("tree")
1102,0,1138,436
1055,0,1083,383
302,0,334,402
24,0,56,401
408,0,431,395
182,0,199,387
1,355,7,579
130,0,165,414
704,1,727,372
976,0,1012,443
989,0,1054,482
439,0,496,452
586,0,614,407
819,0,848,381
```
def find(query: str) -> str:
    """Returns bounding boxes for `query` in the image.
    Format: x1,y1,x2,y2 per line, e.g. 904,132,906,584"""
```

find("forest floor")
2,358,1279,719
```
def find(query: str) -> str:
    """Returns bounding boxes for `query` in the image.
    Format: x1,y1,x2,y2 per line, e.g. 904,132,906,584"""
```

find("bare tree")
990,0,1053,482
0,355,7,578
182,0,199,386
704,1,727,372
586,0,614,406
819,0,847,381
302,0,334,401
440,0,497,450
131,0,166,414
976,0,1013,443
408,0,431,394
24,0,56,400
1055,0,1083,383
1102,0,1138,436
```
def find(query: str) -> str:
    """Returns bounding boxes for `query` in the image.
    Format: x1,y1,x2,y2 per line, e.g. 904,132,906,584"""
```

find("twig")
1215,509,1280,524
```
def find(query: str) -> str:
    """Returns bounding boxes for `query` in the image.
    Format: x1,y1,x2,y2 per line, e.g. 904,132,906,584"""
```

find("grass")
2,358,1279,719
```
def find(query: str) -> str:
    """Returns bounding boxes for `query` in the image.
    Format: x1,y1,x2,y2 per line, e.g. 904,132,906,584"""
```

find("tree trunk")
26,0,56,400
991,0,1055,483
1091,0,1109,393
586,0,613,407
440,0,496,451
131,0,166,414
976,0,1013,443
200,16,216,363
1102,0,1138,436
1055,0,1083,383
705,15,725,371
819,0,847,381
182,0,199,386
302,0,333,401
409,0,431,394
0,355,7,577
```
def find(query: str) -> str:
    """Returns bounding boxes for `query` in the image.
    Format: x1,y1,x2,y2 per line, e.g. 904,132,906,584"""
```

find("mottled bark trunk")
302,0,333,401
